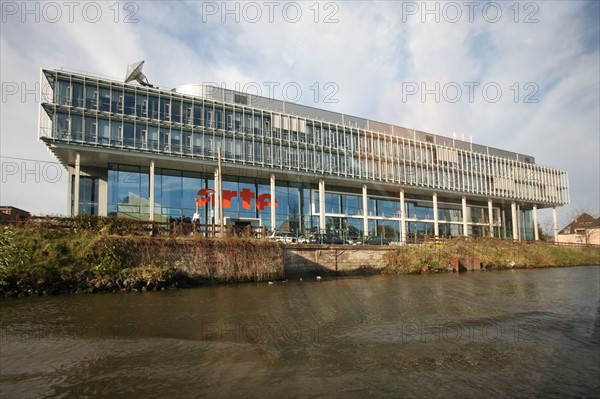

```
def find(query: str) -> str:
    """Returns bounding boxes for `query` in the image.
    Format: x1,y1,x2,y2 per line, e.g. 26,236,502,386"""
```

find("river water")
1,266,599,398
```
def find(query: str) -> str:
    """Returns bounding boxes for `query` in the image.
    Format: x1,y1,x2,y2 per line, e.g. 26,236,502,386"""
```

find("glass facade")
41,69,570,242
98,162,511,239
104,165,314,231
107,165,150,218
42,71,569,205
70,175,98,216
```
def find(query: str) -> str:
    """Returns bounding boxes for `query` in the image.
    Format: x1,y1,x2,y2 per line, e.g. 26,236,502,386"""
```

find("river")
1,266,599,398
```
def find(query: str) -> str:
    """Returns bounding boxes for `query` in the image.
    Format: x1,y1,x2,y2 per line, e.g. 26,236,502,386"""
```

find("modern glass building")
39,68,570,242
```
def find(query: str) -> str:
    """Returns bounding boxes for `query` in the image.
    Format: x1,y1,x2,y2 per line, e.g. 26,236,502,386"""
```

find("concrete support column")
533,205,539,241
433,192,439,238
511,202,518,241
270,173,276,231
149,161,155,221
214,168,220,226
73,152,80,216
462,196,468,237
400,189,406,244
362,184,369,238
488,198,494,237
66,166,73,217
552,206,559,242
319,179,326,233
517,204,522,241
97,169,108,217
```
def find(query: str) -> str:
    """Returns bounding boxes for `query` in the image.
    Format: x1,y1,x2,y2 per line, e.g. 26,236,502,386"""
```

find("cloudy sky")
1,0,598,228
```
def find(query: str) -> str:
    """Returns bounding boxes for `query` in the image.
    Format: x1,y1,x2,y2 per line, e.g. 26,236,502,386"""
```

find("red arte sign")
196,188,277,211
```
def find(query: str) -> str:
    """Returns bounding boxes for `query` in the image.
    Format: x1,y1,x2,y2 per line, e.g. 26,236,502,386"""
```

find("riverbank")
0,225,283,298
382,237,600,274
1,221,599,298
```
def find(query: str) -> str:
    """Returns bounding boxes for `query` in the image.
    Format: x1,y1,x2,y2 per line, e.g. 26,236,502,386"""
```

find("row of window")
56,79,364,148
104,165,504,226
50,77,567,204
67,163,538,239
315,217,505,241
53,79,545,173
318,191,500,222
54,111,564,203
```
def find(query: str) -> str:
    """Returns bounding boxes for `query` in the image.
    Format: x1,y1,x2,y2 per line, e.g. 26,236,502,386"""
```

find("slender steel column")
433,192,439,238
73,152,80,216
149,160,155,221
400,189,406,244
319,179,326,233
270,173,276,231
362,184,369,238
488,198,494,237
517,204,522,241
511,202,518,240
462,196,468,236
533,205,539,241
214,168,220,227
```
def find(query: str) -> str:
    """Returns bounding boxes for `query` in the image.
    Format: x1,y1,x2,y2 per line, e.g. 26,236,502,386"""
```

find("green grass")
383,237,600,274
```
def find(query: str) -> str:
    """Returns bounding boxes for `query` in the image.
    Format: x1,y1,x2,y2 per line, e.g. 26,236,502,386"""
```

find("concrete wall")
284,245,394,277
283,244,486,276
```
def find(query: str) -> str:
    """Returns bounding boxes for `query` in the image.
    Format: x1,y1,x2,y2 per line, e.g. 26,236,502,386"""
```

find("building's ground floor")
66,154,554,243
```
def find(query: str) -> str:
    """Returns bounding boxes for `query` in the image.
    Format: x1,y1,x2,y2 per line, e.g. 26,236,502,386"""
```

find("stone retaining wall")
284,245,394,276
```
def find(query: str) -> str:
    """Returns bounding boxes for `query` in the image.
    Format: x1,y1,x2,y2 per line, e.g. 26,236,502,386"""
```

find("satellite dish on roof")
125,60,153,87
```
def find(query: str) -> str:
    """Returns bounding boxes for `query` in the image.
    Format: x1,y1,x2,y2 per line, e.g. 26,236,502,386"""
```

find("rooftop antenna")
125,60,153,87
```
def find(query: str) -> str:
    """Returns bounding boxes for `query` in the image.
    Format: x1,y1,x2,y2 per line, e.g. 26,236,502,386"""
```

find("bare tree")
540,216,554,241
567,207,599,221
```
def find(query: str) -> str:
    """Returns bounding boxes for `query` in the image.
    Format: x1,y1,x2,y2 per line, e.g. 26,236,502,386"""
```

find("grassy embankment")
2,216,599,297
383,237,600,274
0,217,283,298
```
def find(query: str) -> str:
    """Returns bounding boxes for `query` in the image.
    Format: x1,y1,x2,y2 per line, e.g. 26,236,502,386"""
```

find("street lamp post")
207,191,214,225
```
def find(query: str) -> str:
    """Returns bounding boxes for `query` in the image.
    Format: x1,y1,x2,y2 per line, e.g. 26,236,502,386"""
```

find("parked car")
268,231,297,243
308,234,348,245
355,236,390,245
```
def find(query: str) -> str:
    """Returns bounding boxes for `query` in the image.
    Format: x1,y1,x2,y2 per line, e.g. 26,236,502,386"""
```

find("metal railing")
1,216,267,239
2,216,597,248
